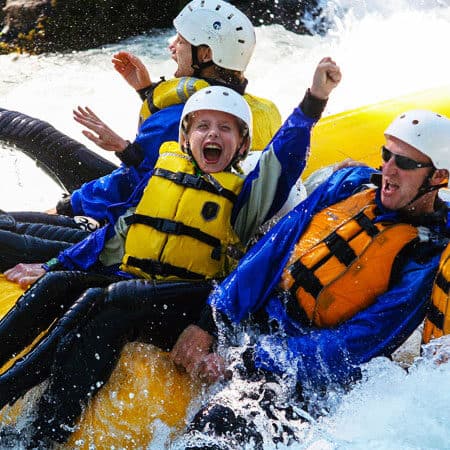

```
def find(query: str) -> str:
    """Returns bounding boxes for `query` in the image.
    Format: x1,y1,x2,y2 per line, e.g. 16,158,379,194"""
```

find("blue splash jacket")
209,166,450,388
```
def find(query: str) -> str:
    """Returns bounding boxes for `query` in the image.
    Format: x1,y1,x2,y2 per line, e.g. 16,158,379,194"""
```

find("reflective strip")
177,77,189,103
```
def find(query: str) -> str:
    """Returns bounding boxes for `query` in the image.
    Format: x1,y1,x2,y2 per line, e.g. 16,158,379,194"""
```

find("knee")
103,279,156,311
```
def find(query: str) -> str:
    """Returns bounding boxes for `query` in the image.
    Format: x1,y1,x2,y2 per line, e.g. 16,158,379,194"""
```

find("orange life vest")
280,189,419,327
422,244,450,344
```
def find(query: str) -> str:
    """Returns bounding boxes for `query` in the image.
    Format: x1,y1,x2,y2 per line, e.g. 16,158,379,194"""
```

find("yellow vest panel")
121,142,244,280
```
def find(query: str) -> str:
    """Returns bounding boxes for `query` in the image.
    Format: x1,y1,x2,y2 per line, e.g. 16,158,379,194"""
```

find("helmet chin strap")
190,45,214,77
227,132,250,173
404,170,447,210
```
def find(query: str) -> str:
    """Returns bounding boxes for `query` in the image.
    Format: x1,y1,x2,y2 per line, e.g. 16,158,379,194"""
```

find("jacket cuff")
42,257,64,272
115,142,144,167
196,304,218,338
299,88,328,121
56,194,74,216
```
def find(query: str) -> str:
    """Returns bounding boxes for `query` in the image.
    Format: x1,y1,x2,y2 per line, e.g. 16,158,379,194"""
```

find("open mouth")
383,180,399,194
202,144,222,164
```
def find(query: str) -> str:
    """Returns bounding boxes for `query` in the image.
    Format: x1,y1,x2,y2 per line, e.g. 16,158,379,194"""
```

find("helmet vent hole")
412,120,419,125
188,5,193,11
400,114,406,119
236,26,243,31
238,39,245,44
215,4,221,10
227,13,234,19
200,0,205,7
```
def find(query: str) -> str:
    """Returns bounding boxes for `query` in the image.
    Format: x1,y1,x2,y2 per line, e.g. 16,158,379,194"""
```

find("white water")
1,0,450,448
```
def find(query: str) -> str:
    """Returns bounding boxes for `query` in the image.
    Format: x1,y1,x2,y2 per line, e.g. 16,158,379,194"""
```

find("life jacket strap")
287,209,381,300
426,299,445,329
125,256,205,280
153,168,238,203
289,259,323,299
125,214,222,258
436,270,450,294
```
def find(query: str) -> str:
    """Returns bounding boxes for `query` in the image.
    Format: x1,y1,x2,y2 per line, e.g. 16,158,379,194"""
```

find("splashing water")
0,1,449,448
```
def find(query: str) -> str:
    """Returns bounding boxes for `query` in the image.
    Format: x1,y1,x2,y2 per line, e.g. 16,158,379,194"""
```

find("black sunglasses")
381,146,434,171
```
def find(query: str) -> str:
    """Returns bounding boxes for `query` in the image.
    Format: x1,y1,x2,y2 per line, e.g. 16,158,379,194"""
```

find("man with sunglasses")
171,110,450,449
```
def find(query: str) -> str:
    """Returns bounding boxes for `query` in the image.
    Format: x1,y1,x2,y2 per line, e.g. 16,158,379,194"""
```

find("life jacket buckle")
160,219,182,235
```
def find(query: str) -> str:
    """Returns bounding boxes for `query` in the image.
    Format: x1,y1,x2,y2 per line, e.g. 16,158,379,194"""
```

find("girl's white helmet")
173,0,255,72
180,86,252,147
385,110,450,169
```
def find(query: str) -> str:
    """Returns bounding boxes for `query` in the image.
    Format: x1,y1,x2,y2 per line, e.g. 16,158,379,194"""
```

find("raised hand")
310,56,342,100
112,51,151,91
73,106,129,152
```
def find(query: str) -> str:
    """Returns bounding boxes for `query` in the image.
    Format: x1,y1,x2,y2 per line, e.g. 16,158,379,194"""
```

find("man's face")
183,109,245,173
169,34,194,77
381,136,434,213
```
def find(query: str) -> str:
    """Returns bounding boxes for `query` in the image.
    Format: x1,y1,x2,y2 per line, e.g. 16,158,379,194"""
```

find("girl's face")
184,109,246,173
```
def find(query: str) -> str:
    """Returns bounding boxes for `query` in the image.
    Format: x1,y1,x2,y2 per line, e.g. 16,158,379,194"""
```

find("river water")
0,0,450,448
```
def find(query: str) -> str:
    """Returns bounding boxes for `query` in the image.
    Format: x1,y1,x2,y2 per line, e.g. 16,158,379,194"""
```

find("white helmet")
385,110,450,170
180,86,252,147
173,0,255,72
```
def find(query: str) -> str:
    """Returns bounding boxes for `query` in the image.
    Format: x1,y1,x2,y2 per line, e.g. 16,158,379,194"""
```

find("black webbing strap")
125,214,221,250
324,232,357,267
426,301,445,329
153,168,238,203
289,259,323,299
354,211,380,237
126,256,204,280
436,270,450,294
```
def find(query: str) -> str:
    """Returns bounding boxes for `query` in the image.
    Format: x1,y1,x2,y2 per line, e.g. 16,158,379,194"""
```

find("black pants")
0,275,212,445
0,211,90,271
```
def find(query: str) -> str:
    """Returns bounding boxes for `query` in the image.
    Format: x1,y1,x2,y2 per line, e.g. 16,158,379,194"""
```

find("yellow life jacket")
280,189,419,327
139,77,281,152
121,142,244,281
422,244,450,344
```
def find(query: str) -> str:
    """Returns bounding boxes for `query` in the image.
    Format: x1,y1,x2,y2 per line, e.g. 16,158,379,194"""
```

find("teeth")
205,144,221,150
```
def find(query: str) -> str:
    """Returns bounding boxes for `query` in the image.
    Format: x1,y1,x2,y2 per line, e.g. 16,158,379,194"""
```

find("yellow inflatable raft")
0,85,449,448
305,84,450,177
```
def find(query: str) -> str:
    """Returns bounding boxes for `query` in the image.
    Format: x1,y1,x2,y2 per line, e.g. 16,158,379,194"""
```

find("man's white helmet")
385,110,450,170
180,86,252,147
173,0,255,72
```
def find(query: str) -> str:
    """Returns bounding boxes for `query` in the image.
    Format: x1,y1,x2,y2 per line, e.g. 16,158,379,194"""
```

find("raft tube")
0,108,117,192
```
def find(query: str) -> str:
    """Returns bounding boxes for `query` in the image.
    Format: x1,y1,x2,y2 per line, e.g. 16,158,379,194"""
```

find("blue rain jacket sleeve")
232,106,316,229
70,104,183,222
